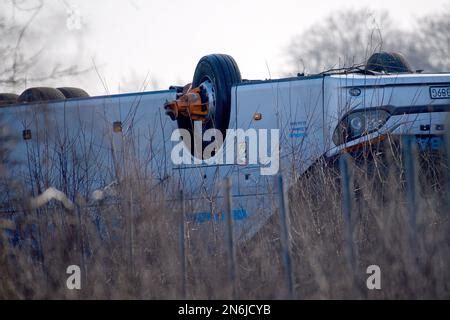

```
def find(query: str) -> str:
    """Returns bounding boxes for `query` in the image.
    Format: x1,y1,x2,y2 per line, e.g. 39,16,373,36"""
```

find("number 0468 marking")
430,86,450,99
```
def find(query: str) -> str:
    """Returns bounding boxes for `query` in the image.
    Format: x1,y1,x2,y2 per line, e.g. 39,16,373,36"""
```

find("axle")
164,84,208,121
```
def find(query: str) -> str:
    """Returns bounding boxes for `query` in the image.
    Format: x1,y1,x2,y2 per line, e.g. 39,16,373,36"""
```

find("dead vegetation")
0,119,449,299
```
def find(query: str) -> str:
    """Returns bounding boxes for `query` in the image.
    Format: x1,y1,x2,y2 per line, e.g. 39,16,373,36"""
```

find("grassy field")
0,130,449,299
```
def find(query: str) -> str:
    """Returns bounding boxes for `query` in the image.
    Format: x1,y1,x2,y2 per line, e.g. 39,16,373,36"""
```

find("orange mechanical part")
164,84,208,121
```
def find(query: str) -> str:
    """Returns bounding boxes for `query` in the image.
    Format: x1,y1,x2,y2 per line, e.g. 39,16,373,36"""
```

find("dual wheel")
0,87,89,107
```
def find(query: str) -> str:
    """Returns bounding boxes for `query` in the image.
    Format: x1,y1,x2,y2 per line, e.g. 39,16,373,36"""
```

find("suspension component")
164,84,208,121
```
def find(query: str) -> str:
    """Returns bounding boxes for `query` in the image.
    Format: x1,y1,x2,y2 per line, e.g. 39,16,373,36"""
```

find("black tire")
18,87,66,103
0,93,19,107
366,52,413,73
57,87,90,99
177,54,242,157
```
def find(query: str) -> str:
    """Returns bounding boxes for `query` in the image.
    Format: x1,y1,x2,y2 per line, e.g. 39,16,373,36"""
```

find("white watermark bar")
170,121,280,175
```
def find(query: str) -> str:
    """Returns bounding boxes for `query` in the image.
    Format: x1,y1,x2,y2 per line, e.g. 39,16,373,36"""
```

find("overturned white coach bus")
0,52,449,240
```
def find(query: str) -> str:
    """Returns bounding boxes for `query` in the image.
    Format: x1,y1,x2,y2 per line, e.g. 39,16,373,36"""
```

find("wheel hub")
164,81,215,122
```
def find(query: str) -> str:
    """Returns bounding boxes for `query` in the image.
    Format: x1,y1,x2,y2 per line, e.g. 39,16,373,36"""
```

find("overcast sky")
6,0,449,95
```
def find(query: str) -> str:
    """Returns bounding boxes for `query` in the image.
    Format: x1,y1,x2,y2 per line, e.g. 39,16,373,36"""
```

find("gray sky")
7,0,450,94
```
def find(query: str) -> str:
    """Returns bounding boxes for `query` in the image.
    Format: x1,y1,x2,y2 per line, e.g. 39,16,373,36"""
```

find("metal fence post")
224,177,237,299
445,115,450,212
339,154,356,277
76,206,88,290
402,135,418,250
129,187,135,275
277,174,295,299
179,189,187,299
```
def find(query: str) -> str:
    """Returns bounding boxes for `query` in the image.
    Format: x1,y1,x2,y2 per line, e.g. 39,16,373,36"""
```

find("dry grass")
0,121,449,299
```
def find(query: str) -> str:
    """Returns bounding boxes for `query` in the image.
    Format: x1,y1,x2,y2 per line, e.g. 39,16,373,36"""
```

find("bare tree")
285,8,450,75
414,12,450,72
0,0,90,93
